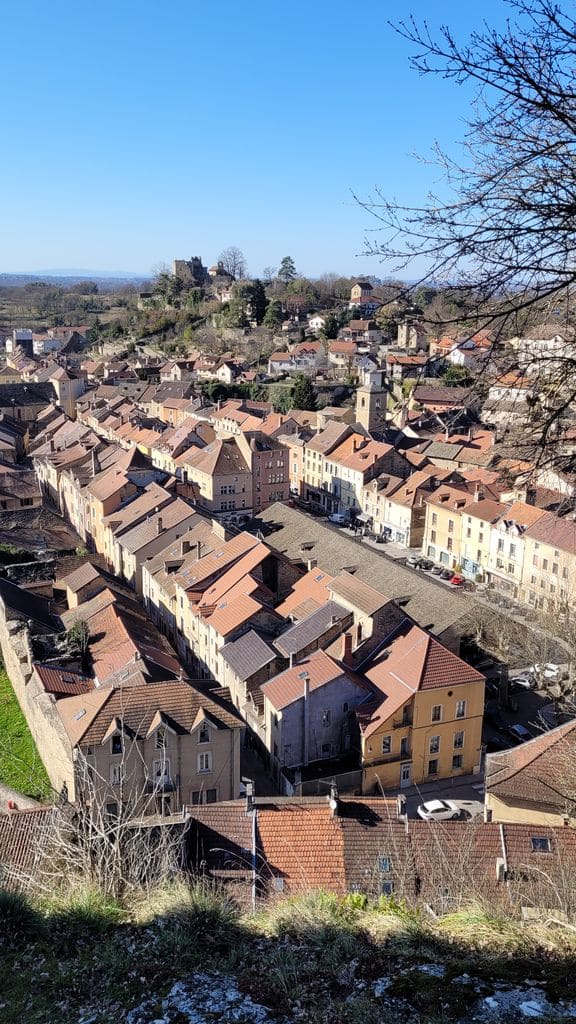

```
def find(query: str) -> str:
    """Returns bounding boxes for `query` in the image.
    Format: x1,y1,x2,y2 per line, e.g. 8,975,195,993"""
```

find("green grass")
1,887,576,1024
0,669,51,800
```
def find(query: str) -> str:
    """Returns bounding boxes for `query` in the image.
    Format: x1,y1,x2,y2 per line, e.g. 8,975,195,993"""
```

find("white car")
327,513,349,526
509,674,535,690
417,799,484,822
531,663,560,680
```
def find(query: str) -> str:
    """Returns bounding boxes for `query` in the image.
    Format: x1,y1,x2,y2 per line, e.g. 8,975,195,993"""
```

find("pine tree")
278,256,297,284
291,374,318,411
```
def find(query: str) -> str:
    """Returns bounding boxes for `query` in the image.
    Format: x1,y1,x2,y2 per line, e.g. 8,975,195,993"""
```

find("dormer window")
199,722,210,743
111,734,123,755
155,728,166,750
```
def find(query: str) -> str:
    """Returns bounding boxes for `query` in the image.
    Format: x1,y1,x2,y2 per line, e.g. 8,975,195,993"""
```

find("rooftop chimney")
303,672,310,764
157,516,163,534
341,632,354,666
307,557,317,571
182,539,191,555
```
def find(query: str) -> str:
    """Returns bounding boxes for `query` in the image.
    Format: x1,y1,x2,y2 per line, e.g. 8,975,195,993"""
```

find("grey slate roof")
0,382,56,406
413,385,471,405
220,629,277,680
421,441,464,461
0,577,61,631
253,504,472,641
273,601,351,658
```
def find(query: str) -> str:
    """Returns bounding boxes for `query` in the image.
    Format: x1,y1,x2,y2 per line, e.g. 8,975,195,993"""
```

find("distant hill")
0,271,149,289
32,268,146,279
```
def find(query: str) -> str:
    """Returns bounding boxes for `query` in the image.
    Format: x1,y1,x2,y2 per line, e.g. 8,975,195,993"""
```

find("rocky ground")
4,886,576,1024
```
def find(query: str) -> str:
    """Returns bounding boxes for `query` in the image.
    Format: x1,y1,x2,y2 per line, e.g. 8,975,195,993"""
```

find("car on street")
508,674,535,692
484,678,501,698
406,555,421,567
417,799,485,821
440,569,453,580
485,702,509,733
449,574,465,586
506,722,533,744
327,513,349,526
430,565,444,575
531,663,560,680
418,558,434,571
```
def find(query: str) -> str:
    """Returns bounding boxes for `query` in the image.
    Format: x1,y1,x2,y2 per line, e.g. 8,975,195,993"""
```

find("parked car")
406,555,421,568
531,663,560,680
485,702,509,733
440,569,453,580
506,722,533,744
327,513,349,526
509,674,535,692
418,558,434,571
431,565,444,575
449,574,465,586
484,678,501,698
417,799,484,822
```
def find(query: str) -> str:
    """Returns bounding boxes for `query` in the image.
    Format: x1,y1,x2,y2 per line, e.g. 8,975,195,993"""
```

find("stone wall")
0,603,75,800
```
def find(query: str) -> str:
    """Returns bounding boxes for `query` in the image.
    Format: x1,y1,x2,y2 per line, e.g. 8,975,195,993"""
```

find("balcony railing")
145,775,178,793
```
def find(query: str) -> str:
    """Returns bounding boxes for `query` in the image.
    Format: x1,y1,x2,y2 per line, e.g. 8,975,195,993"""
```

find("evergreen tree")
251,279,268,324
278,256,297,284
263,299,284,329
320,314,339,339
291,374,318,411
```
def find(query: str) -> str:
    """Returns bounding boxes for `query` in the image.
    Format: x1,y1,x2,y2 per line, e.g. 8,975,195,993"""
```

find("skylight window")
74,708,86,720
531,837,551,853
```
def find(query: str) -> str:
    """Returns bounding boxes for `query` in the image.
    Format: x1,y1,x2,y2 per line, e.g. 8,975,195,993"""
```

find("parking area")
386,772,486,819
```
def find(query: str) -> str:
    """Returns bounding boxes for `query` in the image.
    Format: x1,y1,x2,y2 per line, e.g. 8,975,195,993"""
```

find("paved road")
384,772,486,819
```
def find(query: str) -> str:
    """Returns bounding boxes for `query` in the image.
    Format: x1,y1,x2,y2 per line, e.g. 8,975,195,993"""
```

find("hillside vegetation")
0,669,50,800
2,883,576,1023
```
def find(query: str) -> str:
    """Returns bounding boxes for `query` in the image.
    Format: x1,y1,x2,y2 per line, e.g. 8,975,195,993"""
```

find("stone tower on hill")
172,257,208,287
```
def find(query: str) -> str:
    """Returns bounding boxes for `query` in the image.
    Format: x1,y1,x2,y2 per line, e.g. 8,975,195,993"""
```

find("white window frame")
152,757,171,781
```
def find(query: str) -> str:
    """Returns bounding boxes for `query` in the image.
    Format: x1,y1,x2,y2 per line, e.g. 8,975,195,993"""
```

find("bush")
136,879,239,935
44,886,125,942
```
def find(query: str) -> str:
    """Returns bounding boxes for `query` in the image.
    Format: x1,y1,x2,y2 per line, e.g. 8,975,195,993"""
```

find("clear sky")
2,0,513,279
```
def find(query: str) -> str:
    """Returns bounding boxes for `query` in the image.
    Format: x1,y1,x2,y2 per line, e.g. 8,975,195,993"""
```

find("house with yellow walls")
358,623,485,793
422,480,502,571
459,498,503,581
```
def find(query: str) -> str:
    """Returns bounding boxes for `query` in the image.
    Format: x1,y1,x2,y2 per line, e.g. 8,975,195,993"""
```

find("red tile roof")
33,663,94,696
486,720,576,813
360,624,484,739
261,649,367,711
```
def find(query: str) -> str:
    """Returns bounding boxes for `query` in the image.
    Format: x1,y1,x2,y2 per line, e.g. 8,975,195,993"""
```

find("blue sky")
2,0,513,278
